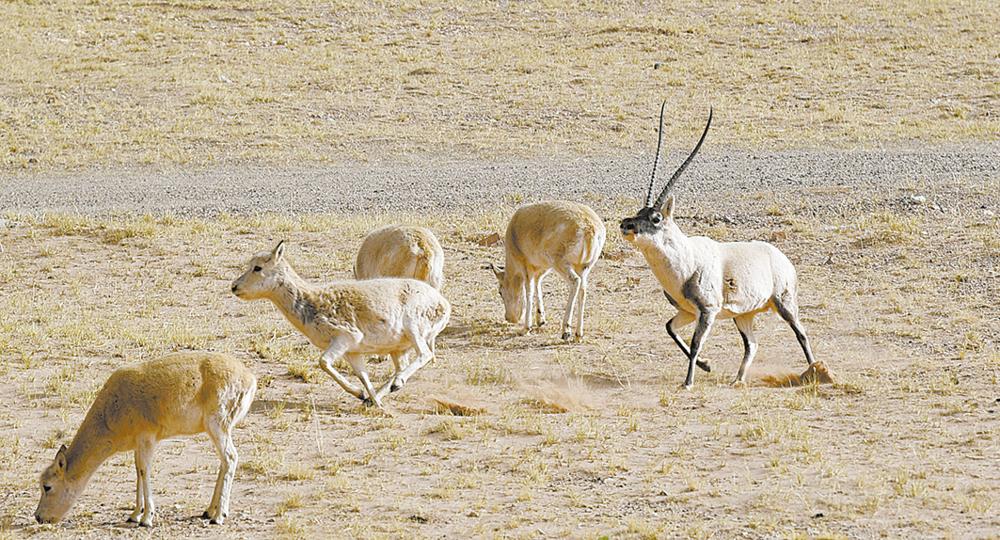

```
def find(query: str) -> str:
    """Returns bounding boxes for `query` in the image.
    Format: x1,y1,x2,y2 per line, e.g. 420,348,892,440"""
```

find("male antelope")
355,224,444,289
619,103,817,389
35,352,256,527
488,201,606,341
232,241,450,408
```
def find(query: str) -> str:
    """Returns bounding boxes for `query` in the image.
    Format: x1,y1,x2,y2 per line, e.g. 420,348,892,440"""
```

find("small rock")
908,195,927,205
476,232,502,247
984,209,995,218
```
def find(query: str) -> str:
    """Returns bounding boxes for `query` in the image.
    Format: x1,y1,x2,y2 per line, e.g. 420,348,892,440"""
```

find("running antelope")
355,224,444,289
231,241,450,408
488,201,606,341
35,352,256,527
619,103,817,388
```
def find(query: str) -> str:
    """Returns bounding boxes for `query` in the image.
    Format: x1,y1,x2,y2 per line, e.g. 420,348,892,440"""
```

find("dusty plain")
1,1,999,539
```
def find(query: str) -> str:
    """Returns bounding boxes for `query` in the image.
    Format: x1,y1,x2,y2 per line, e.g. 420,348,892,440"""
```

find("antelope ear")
55,445,68,471
272,240,286,261
661,196,675,218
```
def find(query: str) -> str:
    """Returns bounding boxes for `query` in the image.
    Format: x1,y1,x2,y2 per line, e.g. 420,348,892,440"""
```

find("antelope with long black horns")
619,103,817,389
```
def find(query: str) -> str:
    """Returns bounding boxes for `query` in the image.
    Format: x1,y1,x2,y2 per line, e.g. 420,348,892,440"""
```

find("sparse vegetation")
2,1,996,170
0,2,997,534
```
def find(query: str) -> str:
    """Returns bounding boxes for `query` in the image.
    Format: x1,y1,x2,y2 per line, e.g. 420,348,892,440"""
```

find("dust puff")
759,361,835,388
428,395,488,416
517,376,594,413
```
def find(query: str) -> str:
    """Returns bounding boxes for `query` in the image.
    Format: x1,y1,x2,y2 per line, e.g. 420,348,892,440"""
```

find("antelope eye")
252,266,262,273
44,485,52,493
651,214,662,224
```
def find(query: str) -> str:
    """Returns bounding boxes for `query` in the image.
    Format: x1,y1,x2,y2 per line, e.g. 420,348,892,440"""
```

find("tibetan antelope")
35,352,256,527
354,224,444,289
231,241,450,408
488,201,606,341
619,102,817,389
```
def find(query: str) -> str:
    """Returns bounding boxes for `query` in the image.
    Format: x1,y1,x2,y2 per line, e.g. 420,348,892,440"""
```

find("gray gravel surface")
2,145,998,217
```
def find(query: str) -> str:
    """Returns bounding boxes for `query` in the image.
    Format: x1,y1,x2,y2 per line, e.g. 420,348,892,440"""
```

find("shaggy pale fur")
232,242,450,408
35,352,256,527
355,224,444,290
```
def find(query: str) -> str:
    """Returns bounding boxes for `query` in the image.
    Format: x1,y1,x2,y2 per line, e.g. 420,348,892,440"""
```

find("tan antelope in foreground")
354,224,444,289
488,201,606,341
619,103,817,388
232,241,450,408
35,352,256,527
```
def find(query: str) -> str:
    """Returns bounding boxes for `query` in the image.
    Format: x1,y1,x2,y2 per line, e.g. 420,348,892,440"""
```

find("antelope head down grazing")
487,200,606,341
620,102,817,389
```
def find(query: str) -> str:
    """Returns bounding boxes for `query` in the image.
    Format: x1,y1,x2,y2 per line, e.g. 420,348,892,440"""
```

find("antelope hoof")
696,360,711,373
731,379,747,388
536,319,546,328
390,376,406,392
138,519,153,528
200,511,210,520
127,516,139,524
560,331,571,341
682,383,693,391
209,515,225,525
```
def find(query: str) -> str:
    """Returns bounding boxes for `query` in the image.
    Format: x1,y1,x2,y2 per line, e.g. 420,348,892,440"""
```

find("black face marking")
620,207,664,237
293,296,318,325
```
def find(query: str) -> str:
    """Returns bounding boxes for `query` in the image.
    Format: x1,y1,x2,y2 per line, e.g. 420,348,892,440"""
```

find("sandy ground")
0,147,998,539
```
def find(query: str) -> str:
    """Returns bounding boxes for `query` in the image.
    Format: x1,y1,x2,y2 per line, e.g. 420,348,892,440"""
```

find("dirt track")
3,144,998,217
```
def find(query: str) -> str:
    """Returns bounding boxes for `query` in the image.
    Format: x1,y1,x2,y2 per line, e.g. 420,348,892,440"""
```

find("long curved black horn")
653,107,713,209
644,100,669,208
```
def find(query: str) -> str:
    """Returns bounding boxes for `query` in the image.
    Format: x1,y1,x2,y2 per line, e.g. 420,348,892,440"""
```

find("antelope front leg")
134,436,158,527
127,454,145,523
523,275,536,333
345,353,383,408
683,309,718,389
318,335,365,401
666,311,710,373
533,273,546,327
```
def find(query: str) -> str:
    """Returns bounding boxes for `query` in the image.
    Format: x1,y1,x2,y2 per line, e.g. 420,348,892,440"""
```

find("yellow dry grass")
2,0,997,170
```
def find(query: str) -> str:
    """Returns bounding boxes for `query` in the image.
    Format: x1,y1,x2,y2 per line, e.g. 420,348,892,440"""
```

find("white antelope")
488,201,606,341
231,241,450,408
619,102,817,389
35,352,256,527
354,224,444,289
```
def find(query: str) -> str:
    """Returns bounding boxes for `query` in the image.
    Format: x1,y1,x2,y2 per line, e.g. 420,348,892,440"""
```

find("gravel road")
2,145,998,217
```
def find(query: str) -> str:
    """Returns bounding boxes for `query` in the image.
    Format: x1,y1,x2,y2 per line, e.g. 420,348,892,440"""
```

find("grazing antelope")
354,224,444,289
231,241,450,408
488,201,606,341
35,352,256,527
619,102,817,389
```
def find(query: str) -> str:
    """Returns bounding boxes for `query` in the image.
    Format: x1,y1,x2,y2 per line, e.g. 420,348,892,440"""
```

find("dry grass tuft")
760,362,835,388
429,396,487,417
